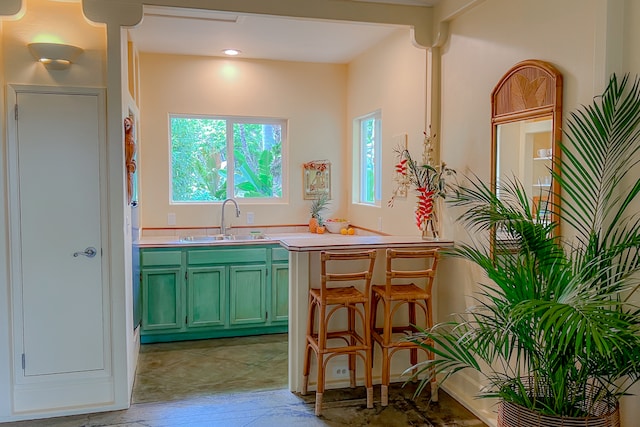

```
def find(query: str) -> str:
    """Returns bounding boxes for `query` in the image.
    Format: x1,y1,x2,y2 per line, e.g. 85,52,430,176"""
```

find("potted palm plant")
410,74,640,427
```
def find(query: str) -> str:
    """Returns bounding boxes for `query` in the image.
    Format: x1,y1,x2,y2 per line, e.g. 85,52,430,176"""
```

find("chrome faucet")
220,198,240,235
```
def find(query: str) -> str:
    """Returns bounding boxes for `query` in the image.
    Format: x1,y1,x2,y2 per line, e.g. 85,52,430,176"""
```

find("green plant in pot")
309,193,329,233
410,75,640,426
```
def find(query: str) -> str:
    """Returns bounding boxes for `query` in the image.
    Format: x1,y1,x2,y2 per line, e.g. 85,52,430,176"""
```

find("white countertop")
277,233,452,251
136,232,453,251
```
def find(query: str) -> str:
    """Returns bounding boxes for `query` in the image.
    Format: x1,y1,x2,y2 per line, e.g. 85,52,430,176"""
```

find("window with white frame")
354,111,381,205
170,115,286,202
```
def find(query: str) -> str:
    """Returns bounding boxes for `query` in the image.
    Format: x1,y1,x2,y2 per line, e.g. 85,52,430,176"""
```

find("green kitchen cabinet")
186,266,226,328
229,264,267,325
271,248,289,324
191,247,268,327
142,267,182,331
140,245,287,343
140,250,183,332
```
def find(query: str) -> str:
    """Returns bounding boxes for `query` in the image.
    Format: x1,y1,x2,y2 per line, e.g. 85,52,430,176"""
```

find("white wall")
347,28,428,235
0,0,111,421
2,0,106,86
435,0,633,424
138,53,347,229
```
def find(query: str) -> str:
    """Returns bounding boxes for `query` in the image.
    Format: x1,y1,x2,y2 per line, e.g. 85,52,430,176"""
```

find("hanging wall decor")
303,160,331,200
124,116,137,205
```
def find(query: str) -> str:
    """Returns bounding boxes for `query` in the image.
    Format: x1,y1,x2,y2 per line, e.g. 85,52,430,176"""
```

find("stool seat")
302,250,377,416
372,283,430,300
309,286,368,304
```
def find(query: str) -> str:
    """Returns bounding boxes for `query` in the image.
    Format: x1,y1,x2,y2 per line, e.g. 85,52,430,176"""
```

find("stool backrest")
320,250,377,295
384,248,439,293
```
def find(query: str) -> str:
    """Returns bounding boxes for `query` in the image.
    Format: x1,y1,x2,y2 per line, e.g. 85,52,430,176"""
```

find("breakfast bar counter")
278,233,453,252
279,233,453,393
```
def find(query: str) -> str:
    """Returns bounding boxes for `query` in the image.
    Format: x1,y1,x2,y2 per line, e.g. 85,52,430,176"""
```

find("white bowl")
324,220,349,233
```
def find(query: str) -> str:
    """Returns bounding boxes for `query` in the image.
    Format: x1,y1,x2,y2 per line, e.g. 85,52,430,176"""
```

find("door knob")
73,247,97,258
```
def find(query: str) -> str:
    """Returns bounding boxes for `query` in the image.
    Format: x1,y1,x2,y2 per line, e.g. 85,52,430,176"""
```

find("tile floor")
4,334,488,426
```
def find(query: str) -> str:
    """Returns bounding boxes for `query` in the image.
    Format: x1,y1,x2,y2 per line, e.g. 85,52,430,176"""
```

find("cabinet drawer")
142,250,182,267
272,247,288,262
188,248,267,265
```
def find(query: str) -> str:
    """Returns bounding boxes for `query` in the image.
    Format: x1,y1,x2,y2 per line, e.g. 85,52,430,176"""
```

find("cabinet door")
142,268,182,331
272,263,289,323
229,264,267,325
187,266,226,328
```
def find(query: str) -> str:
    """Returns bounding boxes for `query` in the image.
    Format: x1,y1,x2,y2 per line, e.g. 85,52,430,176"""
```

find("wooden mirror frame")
490,59,563,248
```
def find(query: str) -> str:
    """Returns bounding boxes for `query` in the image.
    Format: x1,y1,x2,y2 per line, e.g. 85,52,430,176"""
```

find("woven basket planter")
497,378,621,427
497,400,620,427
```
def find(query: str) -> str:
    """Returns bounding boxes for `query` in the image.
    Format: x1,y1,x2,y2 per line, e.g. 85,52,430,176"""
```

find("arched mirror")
491,59,563,247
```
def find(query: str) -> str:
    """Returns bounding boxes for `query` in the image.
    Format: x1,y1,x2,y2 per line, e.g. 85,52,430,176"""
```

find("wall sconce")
28,43,83,70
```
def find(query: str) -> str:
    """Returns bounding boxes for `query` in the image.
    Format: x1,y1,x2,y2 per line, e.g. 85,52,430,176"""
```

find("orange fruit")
347,228,355,235
340,228,348,235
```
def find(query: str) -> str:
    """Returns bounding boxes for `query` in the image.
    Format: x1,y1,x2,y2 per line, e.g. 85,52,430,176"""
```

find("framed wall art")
303,160,331,200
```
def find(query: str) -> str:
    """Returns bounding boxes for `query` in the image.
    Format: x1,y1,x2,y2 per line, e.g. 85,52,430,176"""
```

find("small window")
354,111,381,205
170,115,286,202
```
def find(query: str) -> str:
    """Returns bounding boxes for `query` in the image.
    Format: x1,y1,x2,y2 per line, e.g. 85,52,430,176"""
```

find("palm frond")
413,74,640,417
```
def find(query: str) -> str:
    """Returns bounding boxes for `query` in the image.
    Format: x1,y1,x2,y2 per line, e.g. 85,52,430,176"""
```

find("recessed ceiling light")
223,49,241,56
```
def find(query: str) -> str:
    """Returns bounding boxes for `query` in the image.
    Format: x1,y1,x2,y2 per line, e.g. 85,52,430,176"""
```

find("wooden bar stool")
302,250,377,416
371,248,439,406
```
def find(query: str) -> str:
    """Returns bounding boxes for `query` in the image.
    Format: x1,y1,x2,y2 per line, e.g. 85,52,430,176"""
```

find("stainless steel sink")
180,233,270,242
180,235,226,242
226,234,270,241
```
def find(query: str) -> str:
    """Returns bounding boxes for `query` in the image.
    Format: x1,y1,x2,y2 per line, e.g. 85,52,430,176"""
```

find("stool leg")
315,302,327,416
364,301,373,409
409,301,418,382
381,345,390,406
302,344,310,395
348,305,356,388
315,353,325,416
370,293,379,369
302,295,315,395
316,362,324,416
366,383,373,409
430,374,438,402
370,294,377,331
381,298,391,407
425,296,438,402
381,385,389,407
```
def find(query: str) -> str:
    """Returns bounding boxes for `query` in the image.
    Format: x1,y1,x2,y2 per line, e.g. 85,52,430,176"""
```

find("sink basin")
225,234,270,241
180,235,226,242
180,233,270,242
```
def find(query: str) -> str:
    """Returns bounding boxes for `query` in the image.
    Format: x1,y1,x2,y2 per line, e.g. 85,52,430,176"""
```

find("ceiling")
128,2,438,64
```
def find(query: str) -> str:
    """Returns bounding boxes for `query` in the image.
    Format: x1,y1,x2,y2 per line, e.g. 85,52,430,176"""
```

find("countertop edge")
136,233,454,251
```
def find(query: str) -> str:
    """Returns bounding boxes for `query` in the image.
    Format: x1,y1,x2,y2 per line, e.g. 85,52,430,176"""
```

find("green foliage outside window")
171,116,284,202
356,112,380,205
362,118,376,203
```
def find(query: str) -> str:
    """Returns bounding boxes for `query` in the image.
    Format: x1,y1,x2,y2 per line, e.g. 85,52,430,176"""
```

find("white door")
8,86,111,410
